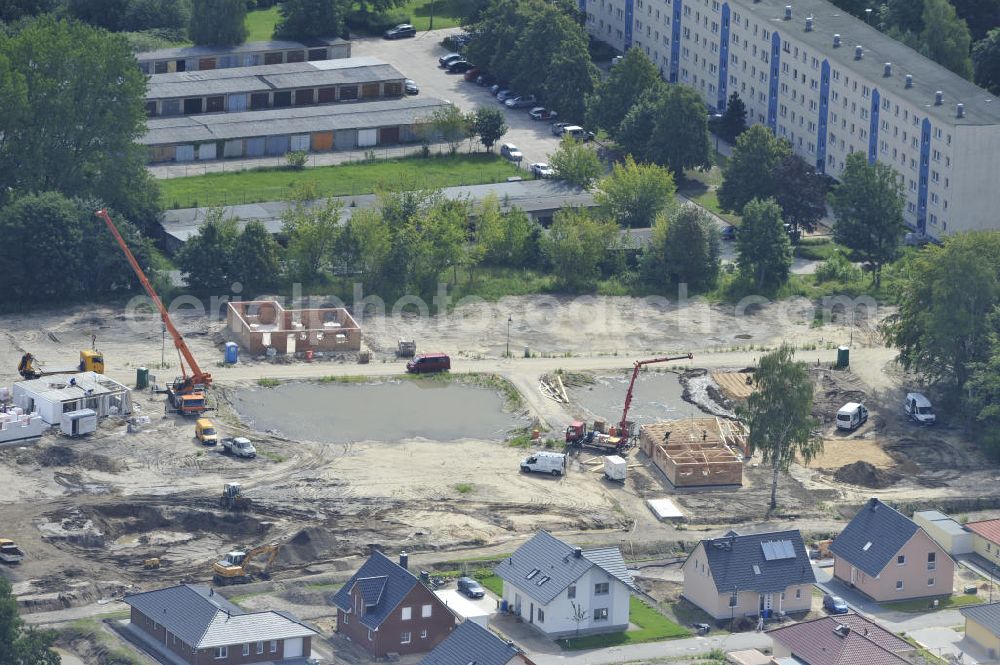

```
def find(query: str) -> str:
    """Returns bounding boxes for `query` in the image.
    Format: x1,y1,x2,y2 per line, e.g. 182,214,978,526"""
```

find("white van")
905,393,936,424
836,402,868,431
560,125,593,142
520,451,566,476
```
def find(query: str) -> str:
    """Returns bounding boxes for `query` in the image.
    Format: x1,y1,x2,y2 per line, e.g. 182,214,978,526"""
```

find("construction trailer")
227,300,361,355
639,418,746,489
12,373,131,425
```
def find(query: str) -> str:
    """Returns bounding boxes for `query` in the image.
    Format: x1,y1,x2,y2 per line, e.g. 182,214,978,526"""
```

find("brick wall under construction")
227,301,361,355
639,419,743,488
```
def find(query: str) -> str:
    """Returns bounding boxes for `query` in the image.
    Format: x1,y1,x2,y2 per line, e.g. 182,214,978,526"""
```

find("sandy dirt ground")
1,295,997,664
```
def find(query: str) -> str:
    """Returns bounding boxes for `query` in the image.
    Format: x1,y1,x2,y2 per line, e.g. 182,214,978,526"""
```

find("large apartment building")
583,0,1000,238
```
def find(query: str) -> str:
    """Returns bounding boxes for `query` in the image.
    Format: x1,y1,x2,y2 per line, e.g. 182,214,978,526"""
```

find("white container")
604,455,627,482
60,409,97,437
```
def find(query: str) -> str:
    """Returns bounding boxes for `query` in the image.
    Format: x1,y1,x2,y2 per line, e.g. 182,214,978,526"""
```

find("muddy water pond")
232,380,522,443
569,372,703,425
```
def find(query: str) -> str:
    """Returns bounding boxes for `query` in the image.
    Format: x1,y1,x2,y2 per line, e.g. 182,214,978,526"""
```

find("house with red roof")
965,518,1000,569
767,614,916,665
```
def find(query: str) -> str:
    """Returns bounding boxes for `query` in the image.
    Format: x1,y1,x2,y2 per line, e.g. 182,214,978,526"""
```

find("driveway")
351,28,566,168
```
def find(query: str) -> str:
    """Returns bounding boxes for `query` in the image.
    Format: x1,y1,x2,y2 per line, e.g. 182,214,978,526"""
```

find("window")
243,644,250,656
368,629,373,642
401,631,412,645
594,608,609,621
422,604,432,618
795,588,802,599
928,552,936,570
402,606,412,621
928,578,935,587
270,640,277,653
897,555,906,565
729,592,739,607
343,613,348,625
214,646,228,659
257,641,264,654
896,581,904,590
537,608,545,623
568,585,576,599
595,582,610,595
420,629,428,639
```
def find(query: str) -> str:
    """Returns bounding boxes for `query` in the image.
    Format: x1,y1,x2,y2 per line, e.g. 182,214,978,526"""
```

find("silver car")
530,162,554,178
500,143,523,162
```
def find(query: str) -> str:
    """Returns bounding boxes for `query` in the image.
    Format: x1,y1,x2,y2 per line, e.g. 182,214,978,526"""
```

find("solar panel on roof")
761,540,796,560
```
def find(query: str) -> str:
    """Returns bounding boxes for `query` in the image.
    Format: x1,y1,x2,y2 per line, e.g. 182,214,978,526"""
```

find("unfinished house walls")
639,419,743,488
227,301,361,355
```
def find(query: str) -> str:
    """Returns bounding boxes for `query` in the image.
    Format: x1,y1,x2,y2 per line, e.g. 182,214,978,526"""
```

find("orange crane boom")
618,353,693,437
95,208,211,394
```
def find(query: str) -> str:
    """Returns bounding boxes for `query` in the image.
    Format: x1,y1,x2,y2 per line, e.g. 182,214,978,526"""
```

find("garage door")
311,131,333,151
227,93,248,112
174,145,195,162
378,127,400,145
245,138,266,157
197,143,217,160
357,129,377,147
284,638,303,657
290,134,310,152
266,135,290,155
223,140,244,158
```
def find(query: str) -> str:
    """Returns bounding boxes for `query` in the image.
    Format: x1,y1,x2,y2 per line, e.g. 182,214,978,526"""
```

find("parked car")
500,143,523,162
439,52,462,67
505,94,537,109
404,79,419,95
529,107,557,120
530,162,554,178
496,89,515,102
521,451,566,476
836,402,869,431
457,577,486,599
222,436,256,458
447,60,474,73
823,594,849,614
490,83,503,95
476,73,496,86
551,121,570,136
905,392,936,424
561,125,595,141
406,353,451,373
463,67,481,81
384,24,416,39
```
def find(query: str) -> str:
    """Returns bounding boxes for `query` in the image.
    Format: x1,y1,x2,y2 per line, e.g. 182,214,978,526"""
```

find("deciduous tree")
594,155,676,229
176,208,239,291
829,152,905,286
0,576,59,665
619,84,711,181
717,125,791,213
282,198,345,283
275,0,347,41
918,0,974,79
736,198,792,289
586,47,664,135
232,221,283,294
189,0,247,46
771,154,829,235
427,104,470,154
974,28,1000,94
737,344,821,511
469,105,508,152
643,206,719,291
544,208,616,291
718,92,748,143
549,137,602,189
475,194,536,267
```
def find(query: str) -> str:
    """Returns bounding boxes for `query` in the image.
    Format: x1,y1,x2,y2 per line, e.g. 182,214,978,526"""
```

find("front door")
529,602,534,624
850,566,858,586
759,593,772,613
514,593,521,614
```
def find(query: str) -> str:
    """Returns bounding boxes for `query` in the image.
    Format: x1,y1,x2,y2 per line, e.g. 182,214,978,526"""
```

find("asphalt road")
351,28,567,169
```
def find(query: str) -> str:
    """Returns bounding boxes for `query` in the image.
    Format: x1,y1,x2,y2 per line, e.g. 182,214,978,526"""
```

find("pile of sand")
834,461,900,489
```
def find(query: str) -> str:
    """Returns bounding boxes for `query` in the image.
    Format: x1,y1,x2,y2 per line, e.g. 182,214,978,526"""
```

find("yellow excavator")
212,543,280,586
18,350,105,380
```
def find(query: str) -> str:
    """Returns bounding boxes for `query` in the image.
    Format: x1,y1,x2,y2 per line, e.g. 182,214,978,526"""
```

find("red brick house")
122,584,317,665
331,551,456,657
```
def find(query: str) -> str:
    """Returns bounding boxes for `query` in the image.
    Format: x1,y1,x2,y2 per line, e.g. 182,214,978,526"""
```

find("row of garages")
136,37,351,75
142,97,448,163
144,57,404,117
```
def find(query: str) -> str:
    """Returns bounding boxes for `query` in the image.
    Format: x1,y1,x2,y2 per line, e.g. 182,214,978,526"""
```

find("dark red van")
406,353,451,373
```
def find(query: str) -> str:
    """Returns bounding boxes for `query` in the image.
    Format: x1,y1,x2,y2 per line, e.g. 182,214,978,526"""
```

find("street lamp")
865,7,873,24
429,0,435,30
506,315,512,358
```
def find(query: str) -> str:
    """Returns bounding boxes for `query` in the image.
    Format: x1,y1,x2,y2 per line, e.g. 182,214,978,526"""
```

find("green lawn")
557,597,690,650
475,572,504,596
882,595,985,613
159,153,524,209
245,6,280,42
399,0,465,30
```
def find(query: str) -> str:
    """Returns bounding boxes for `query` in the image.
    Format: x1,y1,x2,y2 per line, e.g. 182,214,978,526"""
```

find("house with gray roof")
830,497,954,602
682,529,815,620
418,620,532,665
122,583,317,665
136,37,351,75
330,551,455,658
767,614,914,665
961,603,1000,659
493,531,635,639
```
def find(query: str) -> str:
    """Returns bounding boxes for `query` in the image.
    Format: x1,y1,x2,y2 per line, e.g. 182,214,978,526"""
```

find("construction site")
1,231,999,662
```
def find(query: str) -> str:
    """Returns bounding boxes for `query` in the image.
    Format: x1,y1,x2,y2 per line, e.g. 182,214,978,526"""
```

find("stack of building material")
0,407,44,443
639,419,743,488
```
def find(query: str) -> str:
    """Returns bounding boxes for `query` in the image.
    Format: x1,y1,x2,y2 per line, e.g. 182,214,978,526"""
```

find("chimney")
573,547,583,558
399,551,408,570
833,624,851,637
935,91,943,105
957,103,965,118
855,45,863,60
884,63,892,77
868,497,879,510
805,16,813,31
784,5,791,20
905,74,914,88
833,34,841,48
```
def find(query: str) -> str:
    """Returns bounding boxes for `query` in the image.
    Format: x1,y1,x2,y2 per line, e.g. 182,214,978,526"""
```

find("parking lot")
352,28,566,168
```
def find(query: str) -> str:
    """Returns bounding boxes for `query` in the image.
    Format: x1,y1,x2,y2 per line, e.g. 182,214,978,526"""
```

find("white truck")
222,437,257,458
0,539,25,564
905,393,936,424
520,451,566,476
836,402,868,431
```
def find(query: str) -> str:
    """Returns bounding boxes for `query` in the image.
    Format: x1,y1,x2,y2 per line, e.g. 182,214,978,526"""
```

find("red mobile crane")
565,353,693,452
95,208,212,416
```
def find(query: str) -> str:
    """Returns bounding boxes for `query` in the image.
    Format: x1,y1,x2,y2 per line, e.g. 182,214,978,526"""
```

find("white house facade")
581,0,1000,239
495,531,635,639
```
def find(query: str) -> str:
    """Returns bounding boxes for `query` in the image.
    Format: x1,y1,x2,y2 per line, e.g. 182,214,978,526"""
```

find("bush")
286,150,308,170
814,252,862,283
345,10,410,35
